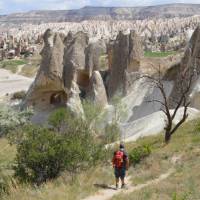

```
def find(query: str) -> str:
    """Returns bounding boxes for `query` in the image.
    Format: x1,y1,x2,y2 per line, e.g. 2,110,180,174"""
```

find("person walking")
112,143,129,189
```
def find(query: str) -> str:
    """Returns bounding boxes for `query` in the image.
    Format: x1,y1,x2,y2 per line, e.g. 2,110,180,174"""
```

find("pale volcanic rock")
184,27,200,108
63,31,89,89
86,71,108,107
66,81,84,117
108,30,144,98
85,40,107,76
23,29,66,109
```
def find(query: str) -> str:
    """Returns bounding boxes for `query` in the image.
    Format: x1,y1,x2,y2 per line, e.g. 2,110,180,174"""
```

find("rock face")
86,71,108,107
67,81,84,117
184,26,200,108
63,31,89,90
23,28,146,121
85,40,107,76
166,26,200,108
108,31,144,98
24,29,67,110
24,29,108,115
181,26,200,75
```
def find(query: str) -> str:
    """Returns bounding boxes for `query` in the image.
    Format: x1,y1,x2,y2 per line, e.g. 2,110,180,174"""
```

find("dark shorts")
114,167,126,179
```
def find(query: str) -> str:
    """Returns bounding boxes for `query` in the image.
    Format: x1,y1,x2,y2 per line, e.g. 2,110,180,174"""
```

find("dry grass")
111,119,200,200
3,166,114,200
0,138,115,200
20,54,41,77
0,139,16,172
1,119,200,200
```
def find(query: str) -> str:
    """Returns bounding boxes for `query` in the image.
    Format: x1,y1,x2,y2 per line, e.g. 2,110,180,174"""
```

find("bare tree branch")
140,65,194,143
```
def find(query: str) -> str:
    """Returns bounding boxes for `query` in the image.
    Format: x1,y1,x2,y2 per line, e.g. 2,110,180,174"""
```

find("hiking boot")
121,184,127,189
116,184,119,190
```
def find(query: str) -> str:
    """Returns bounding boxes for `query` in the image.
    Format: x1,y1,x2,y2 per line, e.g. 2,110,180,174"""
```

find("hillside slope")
1,4,200,24
1,118,200,200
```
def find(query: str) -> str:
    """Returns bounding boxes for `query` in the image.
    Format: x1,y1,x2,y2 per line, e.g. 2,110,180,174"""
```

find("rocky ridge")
1,4,200,24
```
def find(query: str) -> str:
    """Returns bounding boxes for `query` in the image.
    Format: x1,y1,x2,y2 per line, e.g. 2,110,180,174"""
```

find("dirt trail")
82,169,174,200
0,68,33,97
16,64,25,74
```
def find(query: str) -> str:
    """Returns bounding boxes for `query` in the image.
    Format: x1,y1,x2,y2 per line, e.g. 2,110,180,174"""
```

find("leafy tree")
82,100,103,129
102,122,120,144
111,96,127,123
14,125,66,184
14,109,105,185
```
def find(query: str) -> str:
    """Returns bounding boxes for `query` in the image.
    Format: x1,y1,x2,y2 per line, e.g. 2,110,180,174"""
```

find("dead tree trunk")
143,66,194,143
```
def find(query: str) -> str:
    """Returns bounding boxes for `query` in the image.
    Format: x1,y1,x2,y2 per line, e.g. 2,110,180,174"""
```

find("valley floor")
0,68,33,98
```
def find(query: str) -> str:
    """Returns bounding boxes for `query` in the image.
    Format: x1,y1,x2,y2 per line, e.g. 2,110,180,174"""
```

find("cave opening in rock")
77,70,90,89
50,92,67,106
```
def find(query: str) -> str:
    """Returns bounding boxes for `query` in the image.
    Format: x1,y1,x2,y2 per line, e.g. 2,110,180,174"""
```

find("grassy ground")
20,54,41,77
20,65,39,77
0,60,28,73
144,51,177,58
1,119,200,200
0,139,16,172
0,138,114,200
0,54,41,77
111,119,200,200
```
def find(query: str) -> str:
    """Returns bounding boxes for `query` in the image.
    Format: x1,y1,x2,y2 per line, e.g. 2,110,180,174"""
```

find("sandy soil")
0,69,33,97
82,169,174,200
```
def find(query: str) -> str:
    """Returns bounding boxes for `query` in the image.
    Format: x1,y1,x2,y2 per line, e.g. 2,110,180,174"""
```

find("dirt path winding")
82,169,174,200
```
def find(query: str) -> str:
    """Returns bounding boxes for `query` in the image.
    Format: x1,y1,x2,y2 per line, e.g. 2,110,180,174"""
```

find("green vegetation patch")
11,91,26,100
129,144,151,166
144,51,177,58
0,59,27,73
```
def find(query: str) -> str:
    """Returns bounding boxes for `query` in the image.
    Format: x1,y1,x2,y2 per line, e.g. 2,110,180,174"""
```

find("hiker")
112,143,129,189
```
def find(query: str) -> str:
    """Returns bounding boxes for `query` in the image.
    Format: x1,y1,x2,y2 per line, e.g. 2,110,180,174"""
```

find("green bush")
14,109,105,185
11,91,26,100
102,123,120,144
14,126,67,184
48,108,72,132
129,144,151,166
0,105,33,136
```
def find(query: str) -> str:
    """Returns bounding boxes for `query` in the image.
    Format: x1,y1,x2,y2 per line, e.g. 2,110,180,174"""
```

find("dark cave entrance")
77,70,90,99
50,92,67,106
77,70,90,89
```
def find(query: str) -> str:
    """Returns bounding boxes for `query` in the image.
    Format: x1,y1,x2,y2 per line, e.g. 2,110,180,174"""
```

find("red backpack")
114,151,124,168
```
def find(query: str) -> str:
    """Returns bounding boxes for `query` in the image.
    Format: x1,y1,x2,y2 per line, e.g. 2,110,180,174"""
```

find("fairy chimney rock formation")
87,71,108,107
24,29,66,110
108,30,144,98
63,31,89,90
24,28,144,118
164,26,200,108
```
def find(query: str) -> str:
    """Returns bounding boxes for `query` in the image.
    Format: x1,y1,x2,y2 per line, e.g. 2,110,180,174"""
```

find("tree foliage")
14,109,105,185
0,105,33,136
